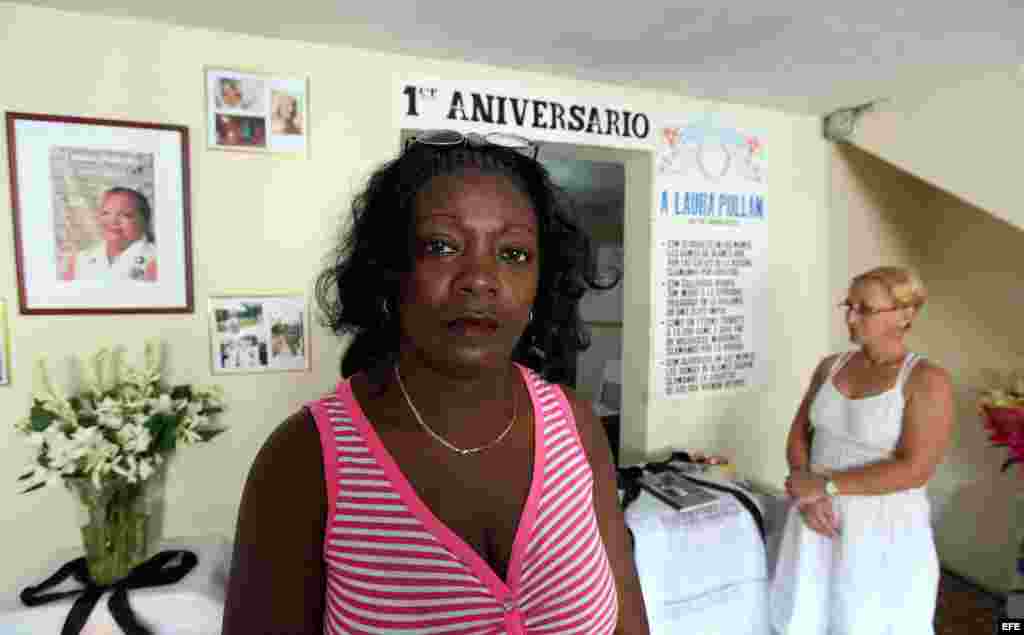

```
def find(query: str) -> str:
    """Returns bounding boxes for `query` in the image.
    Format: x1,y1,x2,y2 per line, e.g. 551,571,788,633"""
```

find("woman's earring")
381,298,391,320
529,310,534,322
528,326,546,360
529,341,547,360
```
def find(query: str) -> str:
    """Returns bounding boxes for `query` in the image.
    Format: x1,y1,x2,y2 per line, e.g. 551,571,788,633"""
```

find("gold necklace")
863,351,907,367
394,364,518,456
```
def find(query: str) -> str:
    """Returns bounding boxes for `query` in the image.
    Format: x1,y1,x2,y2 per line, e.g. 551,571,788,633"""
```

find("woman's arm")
789,361,955,502
563,387,651,635
221,410,327,635
786,355,837,472
781,356,841,537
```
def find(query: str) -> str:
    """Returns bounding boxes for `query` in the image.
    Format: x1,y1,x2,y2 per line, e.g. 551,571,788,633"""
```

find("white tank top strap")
827,351,854,380
895,352,923,389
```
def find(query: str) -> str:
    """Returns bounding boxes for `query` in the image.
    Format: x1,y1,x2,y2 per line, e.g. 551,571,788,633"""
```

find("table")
0,535,231,635
624,475,791,635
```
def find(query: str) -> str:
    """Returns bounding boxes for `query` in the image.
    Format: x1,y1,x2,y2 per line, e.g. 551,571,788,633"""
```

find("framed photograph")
205,67,308,156
0,299,9,386
5,112,193,315
208,293,310,375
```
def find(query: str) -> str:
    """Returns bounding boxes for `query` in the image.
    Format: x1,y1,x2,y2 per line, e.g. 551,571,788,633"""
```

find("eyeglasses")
837,301,902,317
404,129,540,160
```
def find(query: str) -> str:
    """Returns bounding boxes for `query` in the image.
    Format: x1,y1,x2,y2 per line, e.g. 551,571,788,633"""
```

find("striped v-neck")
308,364,619,634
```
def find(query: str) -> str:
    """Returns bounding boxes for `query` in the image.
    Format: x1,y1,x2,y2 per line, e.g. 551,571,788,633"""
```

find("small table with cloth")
622,467,774,635
0,535,230,634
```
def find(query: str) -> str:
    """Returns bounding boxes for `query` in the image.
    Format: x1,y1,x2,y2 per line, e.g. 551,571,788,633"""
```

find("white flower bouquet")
15,340,226,493
12,339,227,584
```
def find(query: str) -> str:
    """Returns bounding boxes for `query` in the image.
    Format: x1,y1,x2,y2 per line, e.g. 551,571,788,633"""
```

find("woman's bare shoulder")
906,357,953,398
242,408,324,506
811,352,844,382
261,408,320,462
233,407,326,546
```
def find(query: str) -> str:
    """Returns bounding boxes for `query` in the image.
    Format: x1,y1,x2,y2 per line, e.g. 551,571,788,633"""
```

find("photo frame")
205,67,309,156
208,293,310,375
0,299,9,386
5,112,193,315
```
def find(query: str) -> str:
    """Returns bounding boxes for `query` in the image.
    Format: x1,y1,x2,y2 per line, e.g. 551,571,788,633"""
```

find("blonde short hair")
852,266,927,310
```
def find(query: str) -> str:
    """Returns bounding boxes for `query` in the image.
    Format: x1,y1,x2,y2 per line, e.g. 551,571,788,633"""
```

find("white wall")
0,2,829,590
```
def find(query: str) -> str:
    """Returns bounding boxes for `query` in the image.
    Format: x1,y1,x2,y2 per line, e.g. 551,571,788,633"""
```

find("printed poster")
653,114,768,397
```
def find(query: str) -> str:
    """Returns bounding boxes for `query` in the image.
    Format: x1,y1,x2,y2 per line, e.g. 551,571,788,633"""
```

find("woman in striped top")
222,130,651,634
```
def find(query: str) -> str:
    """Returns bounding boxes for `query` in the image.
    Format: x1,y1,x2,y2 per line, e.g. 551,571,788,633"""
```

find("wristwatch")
824,476,840,498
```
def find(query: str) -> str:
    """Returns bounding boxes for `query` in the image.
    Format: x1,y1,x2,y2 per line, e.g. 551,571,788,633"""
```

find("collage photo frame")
205,67,309,157
207,293,310,375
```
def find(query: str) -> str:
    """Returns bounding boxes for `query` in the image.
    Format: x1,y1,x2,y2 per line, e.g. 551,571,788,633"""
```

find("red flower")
983,405,1024,445
985,405,1024,475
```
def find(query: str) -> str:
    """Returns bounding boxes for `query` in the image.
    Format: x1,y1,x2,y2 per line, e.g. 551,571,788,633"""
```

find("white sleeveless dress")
769,352,938,635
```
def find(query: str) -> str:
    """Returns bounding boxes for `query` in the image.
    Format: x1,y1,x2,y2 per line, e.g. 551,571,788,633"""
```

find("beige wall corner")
845,66,1024,232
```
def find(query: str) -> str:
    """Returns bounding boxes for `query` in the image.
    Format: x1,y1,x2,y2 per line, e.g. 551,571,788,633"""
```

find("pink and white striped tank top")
307,364,619,635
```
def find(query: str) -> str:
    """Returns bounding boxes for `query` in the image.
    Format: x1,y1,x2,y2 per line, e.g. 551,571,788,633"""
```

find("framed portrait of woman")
4,112,194,315
205,67,309,157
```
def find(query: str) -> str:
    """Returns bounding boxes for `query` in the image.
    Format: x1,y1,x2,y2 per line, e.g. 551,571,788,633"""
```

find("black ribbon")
19,549,198,635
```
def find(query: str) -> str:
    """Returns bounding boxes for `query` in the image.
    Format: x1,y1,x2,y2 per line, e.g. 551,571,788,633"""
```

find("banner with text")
397,80,653,149
652,114,768,398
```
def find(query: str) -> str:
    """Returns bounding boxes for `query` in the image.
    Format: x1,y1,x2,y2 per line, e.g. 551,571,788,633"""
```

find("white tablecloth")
625,478,779,635
0,535,231,635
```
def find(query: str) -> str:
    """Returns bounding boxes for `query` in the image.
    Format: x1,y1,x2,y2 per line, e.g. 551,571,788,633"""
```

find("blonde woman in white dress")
770,266,954,634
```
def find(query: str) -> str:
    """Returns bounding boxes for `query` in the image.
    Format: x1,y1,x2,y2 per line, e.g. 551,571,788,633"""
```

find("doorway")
541,142,632,464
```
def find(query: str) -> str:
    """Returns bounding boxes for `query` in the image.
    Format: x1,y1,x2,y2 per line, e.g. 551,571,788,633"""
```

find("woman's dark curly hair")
314,134,619,383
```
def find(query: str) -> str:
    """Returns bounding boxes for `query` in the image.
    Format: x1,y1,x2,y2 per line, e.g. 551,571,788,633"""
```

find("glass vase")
65,461,168,586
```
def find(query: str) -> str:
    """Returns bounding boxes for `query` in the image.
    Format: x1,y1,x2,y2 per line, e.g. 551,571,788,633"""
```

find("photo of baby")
213,76,265,112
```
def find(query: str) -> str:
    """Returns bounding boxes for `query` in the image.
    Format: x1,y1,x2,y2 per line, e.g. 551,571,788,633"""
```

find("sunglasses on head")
404,129,540,160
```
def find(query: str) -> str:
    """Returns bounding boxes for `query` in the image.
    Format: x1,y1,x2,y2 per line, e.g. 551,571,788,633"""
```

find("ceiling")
18,0,1024,114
